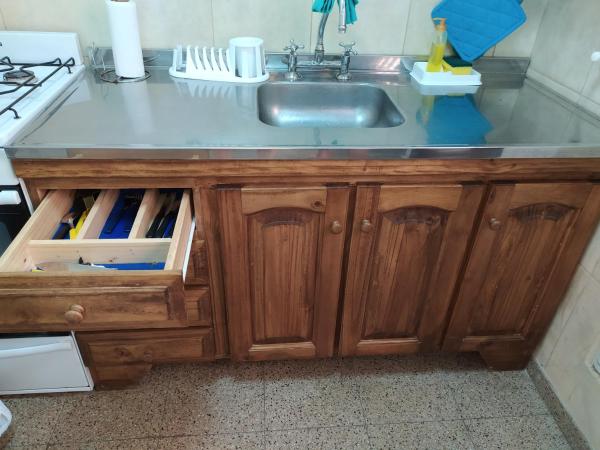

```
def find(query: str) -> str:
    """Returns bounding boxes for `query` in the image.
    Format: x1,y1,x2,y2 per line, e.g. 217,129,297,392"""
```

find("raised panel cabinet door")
339,184,485,356
217,186,350,361
444,183,600,369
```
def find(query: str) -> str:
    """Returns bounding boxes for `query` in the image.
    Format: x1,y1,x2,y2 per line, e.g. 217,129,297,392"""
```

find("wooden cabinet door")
445,183,600,369
217,186,350,361
339,184,484,356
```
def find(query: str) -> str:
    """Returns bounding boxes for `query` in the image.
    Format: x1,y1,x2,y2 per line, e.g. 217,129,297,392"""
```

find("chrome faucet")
337,42,357,81
283,40,304,81
314,4,347,64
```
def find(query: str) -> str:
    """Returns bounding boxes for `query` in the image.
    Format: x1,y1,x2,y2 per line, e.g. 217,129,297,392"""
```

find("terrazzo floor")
1,353,573,450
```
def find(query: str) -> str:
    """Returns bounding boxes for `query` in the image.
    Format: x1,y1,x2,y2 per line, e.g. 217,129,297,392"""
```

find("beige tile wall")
0,0,545,57
528,2,600,448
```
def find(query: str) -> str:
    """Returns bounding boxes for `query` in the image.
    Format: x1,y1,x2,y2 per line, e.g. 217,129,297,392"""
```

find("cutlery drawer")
0,189,195,332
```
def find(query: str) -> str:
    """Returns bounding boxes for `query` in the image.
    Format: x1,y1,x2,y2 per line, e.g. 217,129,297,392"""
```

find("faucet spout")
339,0,347,32
314,2,347,64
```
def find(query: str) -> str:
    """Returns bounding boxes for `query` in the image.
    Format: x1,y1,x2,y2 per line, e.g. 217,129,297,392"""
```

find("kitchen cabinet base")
478,344,531,371
77,327,216,388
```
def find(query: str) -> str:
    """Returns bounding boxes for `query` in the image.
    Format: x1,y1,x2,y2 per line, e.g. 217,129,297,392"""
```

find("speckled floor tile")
360,374,459,425
160,362,265,435
47,432,265,450
367,420,474,450
266,426,369,450
49,390,168,443
264,359,365,430
464,415,571,450
2,395,70,448
448,370,549,419
1,357,579,449
347,354,449,384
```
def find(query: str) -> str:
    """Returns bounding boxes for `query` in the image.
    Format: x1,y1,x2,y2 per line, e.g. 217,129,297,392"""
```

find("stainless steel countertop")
7,52,600,160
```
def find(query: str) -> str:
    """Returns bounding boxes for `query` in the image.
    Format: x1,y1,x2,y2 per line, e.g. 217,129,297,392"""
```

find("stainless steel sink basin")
257,83,404,128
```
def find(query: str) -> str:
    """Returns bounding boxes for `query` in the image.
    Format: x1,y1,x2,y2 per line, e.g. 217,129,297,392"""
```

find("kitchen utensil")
431,0,526,62
169,37,268,83
35,262,115,272
155,199,180,238
104,192,143,234
146,192,175,238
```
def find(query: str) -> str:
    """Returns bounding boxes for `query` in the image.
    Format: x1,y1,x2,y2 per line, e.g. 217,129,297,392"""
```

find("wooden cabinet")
339,184,484,356
445,183,600,369
217,186,350,361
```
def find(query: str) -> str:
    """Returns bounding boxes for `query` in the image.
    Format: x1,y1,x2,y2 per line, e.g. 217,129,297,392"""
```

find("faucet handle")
339,42,358,55
284,39,305,54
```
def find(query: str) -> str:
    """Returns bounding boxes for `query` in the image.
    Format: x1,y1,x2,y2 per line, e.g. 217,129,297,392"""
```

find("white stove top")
0,31,84,185
0,63,85,147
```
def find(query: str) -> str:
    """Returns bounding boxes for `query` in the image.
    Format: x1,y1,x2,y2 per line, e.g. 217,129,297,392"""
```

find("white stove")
0,31,85,185
0,32,84,253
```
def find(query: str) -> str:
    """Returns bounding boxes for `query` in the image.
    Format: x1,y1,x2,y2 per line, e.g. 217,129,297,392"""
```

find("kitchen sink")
257,83,404,128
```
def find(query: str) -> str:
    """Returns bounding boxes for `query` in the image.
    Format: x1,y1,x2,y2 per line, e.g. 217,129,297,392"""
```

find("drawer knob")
489,218,502,231
64,304,85,324
330,220,343,234
361,219,374,233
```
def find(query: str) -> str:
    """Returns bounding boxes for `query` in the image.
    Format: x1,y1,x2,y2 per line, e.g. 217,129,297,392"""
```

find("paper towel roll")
106,0,145,78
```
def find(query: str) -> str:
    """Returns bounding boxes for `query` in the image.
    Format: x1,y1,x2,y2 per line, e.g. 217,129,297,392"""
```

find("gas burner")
0,57,14,73
3,69,36,84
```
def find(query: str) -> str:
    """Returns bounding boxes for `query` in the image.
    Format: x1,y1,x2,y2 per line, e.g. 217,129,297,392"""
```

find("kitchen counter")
6,53,600,160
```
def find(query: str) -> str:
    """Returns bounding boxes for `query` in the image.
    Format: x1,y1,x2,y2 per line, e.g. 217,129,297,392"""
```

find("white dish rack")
169,44,269,83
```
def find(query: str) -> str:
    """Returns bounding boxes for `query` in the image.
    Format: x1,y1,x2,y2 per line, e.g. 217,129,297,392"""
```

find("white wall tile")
134,0,214,49
0,0,214,52
543,268,600,449
495,0,548,57
309,0,411,55
212,0,312,52
581,224,600,282
0,0,110,50
403,0,439,56
528,0,600,95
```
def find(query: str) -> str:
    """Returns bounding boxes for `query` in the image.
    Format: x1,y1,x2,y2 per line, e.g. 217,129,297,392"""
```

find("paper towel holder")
90,44,151,83
99,68,150,84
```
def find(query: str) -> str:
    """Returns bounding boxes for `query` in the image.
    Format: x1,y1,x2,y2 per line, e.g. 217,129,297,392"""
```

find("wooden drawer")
0,189,195,332
78,328,215,366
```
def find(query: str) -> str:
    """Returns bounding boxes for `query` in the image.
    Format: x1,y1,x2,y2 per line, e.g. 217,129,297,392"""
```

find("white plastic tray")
410,62,482,86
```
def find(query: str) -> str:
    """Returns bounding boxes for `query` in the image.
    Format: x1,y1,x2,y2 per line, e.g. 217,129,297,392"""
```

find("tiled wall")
528,1,600,448
0,0,545,57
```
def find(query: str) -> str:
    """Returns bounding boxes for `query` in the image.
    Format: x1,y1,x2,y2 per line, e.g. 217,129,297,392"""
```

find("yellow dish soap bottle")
426,18,447,72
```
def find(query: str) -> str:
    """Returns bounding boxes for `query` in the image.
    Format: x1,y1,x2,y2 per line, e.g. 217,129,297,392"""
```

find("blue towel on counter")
312,0,358,25
432,0,526,62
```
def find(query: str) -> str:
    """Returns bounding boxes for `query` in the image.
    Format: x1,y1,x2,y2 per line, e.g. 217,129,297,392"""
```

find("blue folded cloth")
312,0,358,25
431,0,526,62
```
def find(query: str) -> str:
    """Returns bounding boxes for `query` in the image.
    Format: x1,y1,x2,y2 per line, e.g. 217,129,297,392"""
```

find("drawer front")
0,273,187,332
78,328,215,366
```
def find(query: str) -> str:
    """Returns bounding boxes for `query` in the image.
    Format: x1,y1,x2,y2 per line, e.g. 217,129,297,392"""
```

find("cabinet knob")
360,219,374,233
489,218,502,231
64,304,85,324
330,220,343,234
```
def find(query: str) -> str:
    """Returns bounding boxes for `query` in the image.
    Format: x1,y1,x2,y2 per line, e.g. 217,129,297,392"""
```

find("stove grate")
0,57,75,119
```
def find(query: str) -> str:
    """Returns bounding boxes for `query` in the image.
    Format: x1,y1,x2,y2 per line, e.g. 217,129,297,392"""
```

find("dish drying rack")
169,45,269,83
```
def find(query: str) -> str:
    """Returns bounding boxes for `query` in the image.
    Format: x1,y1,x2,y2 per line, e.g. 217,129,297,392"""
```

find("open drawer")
0,189,195,333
